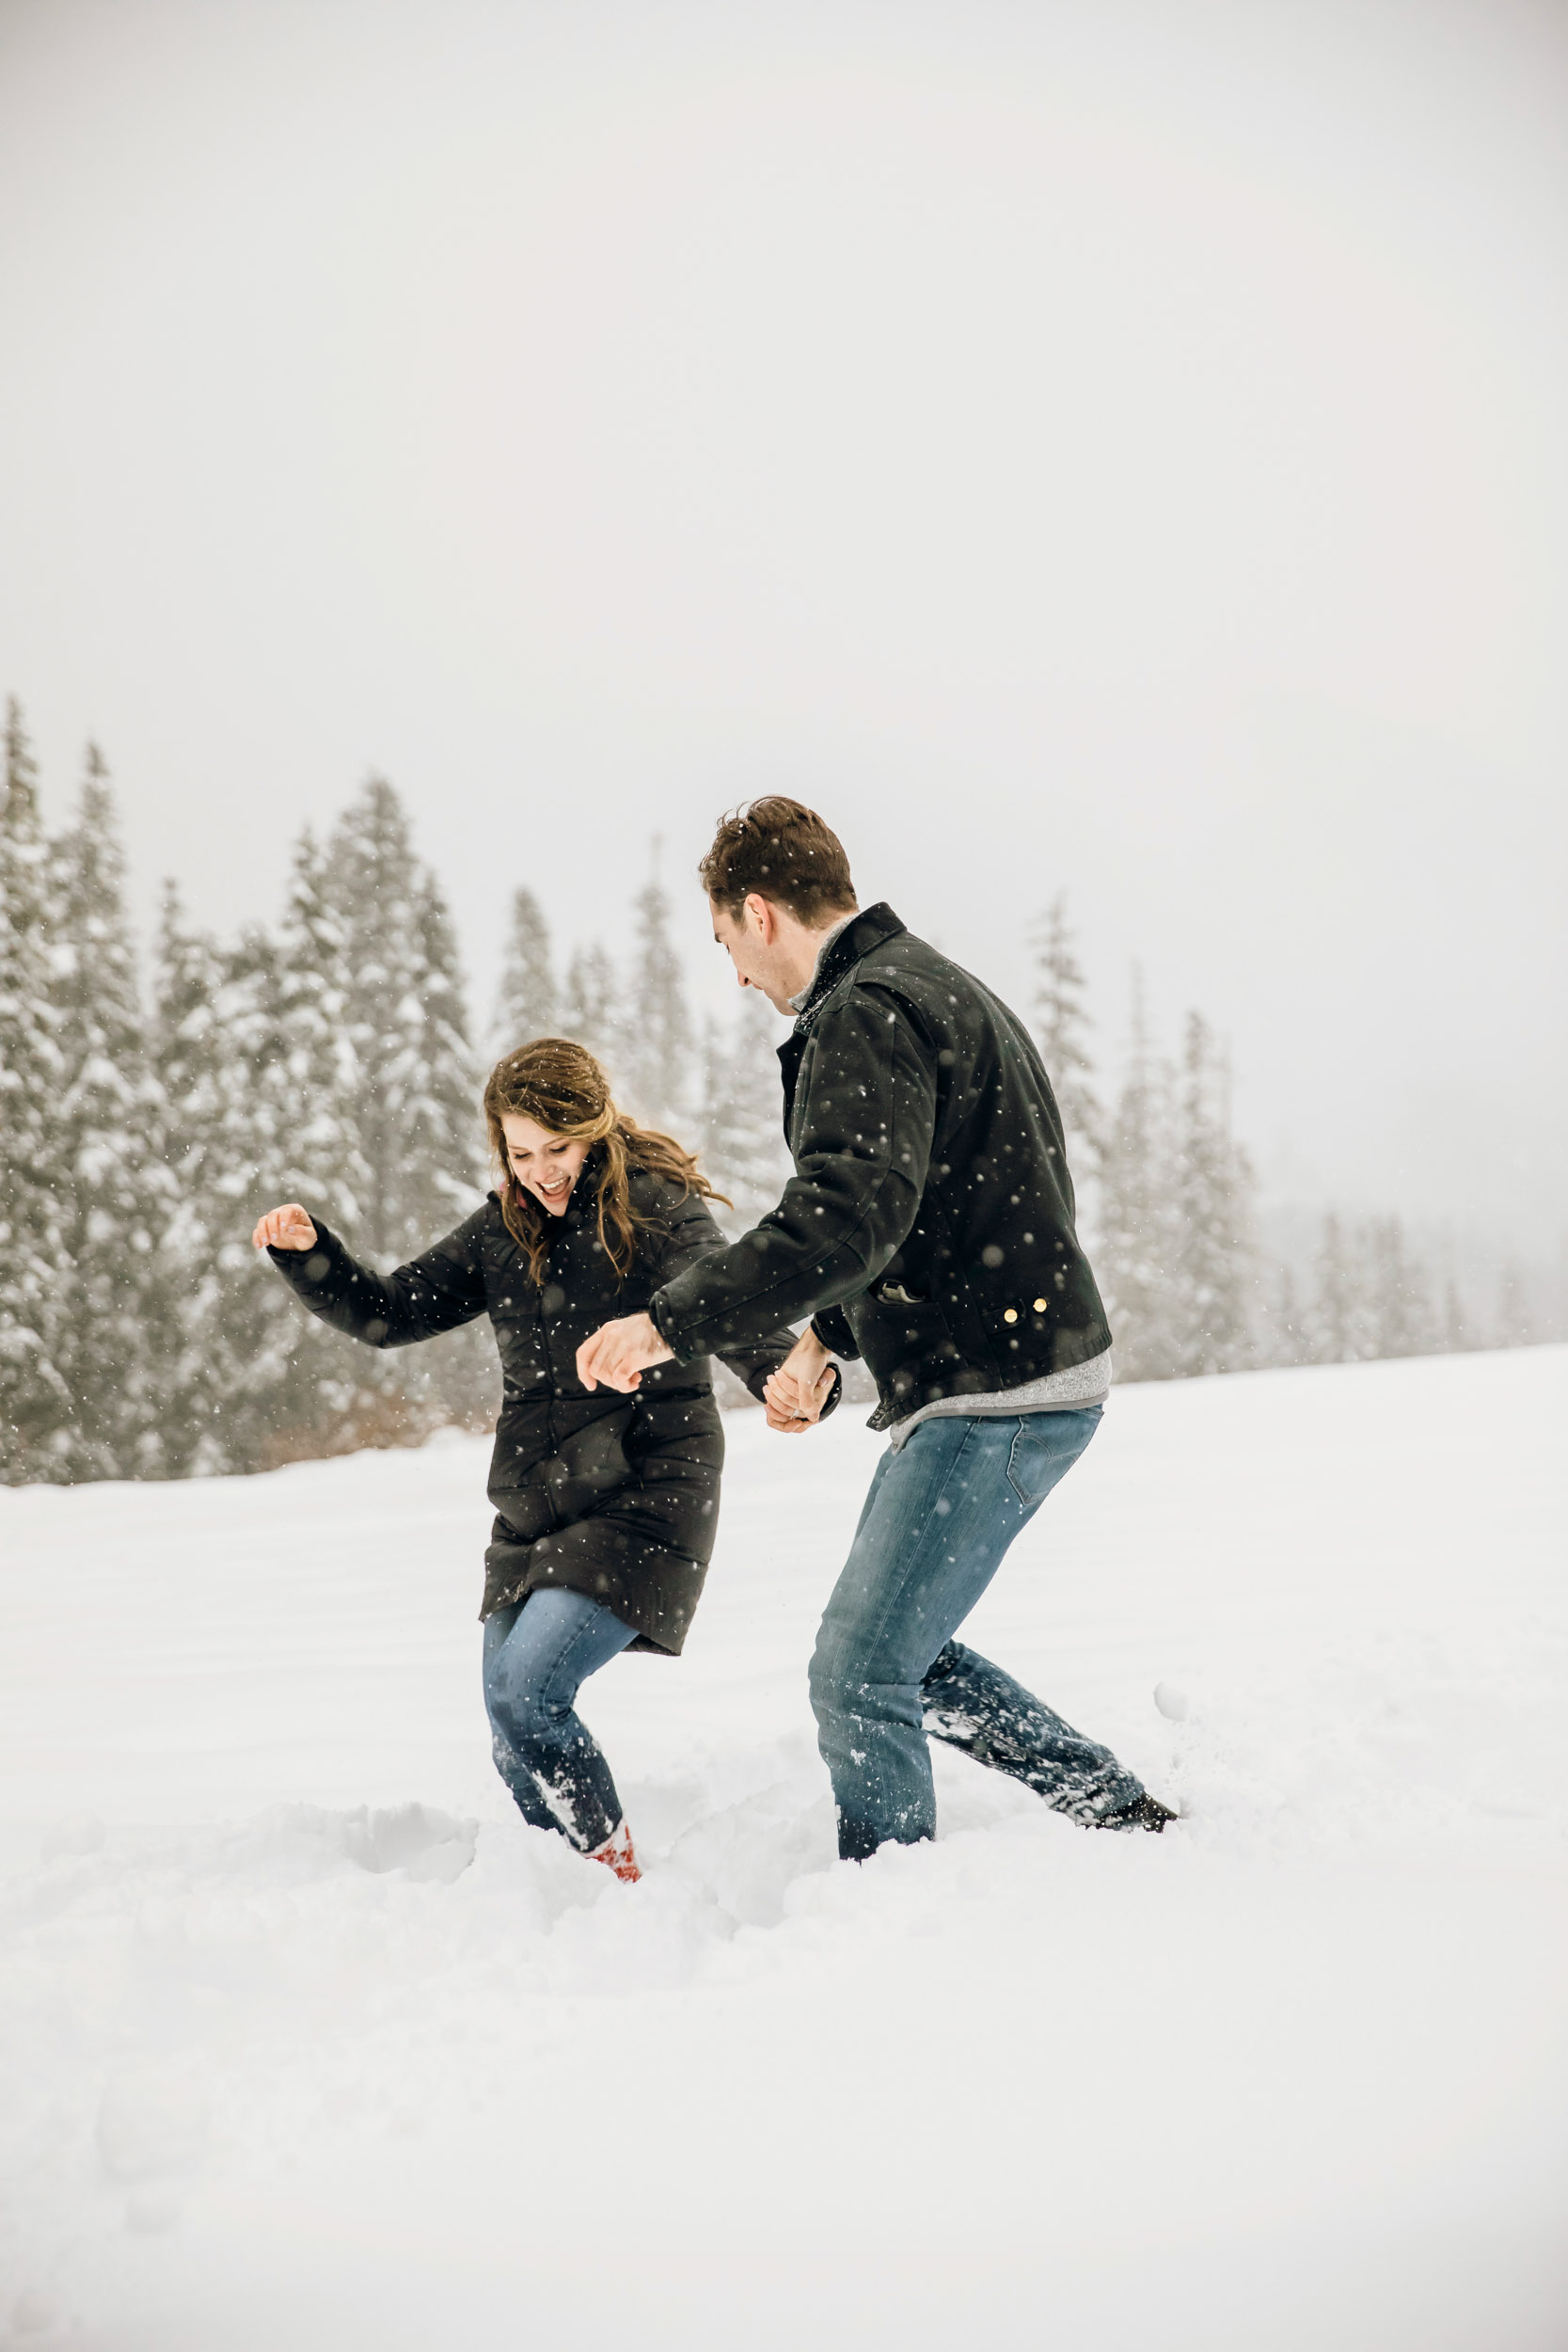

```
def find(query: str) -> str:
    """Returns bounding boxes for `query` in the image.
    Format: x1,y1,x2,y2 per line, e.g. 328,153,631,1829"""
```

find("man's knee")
807,1619,848,1728
811,1622,926,1744
811,1610,891,1739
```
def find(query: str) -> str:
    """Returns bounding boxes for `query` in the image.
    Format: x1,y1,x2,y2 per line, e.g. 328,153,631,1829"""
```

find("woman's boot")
586,1820,641,1883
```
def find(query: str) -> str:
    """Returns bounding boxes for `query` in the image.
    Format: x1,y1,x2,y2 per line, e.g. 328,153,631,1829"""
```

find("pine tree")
150,882,261,1473
198,921,303,1470
328,776,481,1264
403,867,483,1246
1304,1212,1361,1362
0,700,71,1481
273,826,366,1234
48,746,175,1476
1169,1014,1256,1375
1259,1262,1307,1368
1095,974,1181,1380
1441,1276,1470,1354
226,826,390,1464
1366,1216,1437,1359
1493,1261,1536,1350
562,939,621,1074
490,886,557,1056
699,993,790,1235
621,850,695,1133
325,777,488,1437
1030,895,1101,1169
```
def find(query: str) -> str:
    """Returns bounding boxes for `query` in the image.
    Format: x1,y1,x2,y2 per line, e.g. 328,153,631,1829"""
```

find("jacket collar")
790,902,906,1030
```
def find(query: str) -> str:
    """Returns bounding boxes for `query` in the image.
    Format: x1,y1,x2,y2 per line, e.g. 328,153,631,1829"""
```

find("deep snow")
2,1348,1565,2350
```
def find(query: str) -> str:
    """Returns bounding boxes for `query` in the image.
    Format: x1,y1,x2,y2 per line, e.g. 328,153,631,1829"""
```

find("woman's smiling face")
499,1112,591,1216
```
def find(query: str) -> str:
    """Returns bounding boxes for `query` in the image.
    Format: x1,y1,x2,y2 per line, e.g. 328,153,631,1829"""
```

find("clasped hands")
575,1318,836,1436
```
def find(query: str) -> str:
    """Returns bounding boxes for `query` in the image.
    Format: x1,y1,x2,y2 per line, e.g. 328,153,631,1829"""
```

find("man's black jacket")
651,903,1111,1428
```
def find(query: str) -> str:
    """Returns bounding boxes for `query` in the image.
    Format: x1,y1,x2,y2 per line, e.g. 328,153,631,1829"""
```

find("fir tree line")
1,711,497,1482
2,703,1556,1486
0,710,792,1483
1029,894,1556,1378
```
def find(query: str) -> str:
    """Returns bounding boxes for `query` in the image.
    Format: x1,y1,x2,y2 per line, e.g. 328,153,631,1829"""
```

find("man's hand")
577,1311,674,1394
764,1328,836,1435
253,1204,318,1252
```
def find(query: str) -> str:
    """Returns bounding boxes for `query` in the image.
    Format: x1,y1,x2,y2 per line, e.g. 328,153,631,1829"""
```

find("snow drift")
2,1348,1565,2350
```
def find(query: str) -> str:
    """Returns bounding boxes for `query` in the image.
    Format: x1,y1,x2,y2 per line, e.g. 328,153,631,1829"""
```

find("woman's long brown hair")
483,1037,728,1286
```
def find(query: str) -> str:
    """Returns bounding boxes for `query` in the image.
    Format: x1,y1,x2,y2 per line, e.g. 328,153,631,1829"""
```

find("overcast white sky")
2,0,1564,1250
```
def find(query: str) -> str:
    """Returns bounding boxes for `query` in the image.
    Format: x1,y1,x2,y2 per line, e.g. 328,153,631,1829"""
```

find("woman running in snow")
253,1037,816,1883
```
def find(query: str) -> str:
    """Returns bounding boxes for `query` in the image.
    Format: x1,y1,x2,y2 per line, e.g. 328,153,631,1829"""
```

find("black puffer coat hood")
650,904,1110,1426
269,1168,802,1652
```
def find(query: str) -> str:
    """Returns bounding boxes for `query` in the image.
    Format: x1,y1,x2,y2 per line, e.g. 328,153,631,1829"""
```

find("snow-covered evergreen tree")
149,883,271,1472
1304,1212,1362,1362
47,746,175,1476
272,826,366,1234
0,700,70,1481
327,777,481,1264
1258,1262,1307,1368
621,852,695,1133
562,939,621,1074
1169,1014,1257,1375
698,993,790,1235
1441,1276,1471,1355
323,778,489,1437
1030,895,1101,1171
198,922,300,1469
1366,1216,1437,1359
1493,1262,1537,1350
1095,974,1181,1380
404,867,483,1242
490,886,557,1057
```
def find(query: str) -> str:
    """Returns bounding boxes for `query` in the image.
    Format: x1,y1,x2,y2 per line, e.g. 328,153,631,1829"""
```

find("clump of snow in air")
1,1348,1565,2350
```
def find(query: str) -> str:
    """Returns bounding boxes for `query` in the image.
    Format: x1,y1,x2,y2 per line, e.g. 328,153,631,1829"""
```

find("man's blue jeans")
482,1586,637,1853
809,1409,1144,1859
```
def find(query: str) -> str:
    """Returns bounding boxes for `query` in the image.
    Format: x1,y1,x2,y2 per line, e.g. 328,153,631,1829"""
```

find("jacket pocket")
538,1402,639,1524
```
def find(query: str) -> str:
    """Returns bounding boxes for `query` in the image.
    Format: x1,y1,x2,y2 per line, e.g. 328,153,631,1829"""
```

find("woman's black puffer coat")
267,1168,807,1653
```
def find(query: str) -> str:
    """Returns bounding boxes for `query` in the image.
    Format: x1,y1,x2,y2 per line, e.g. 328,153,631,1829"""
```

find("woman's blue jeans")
809,1409,1144,1860
482,1586,638,1853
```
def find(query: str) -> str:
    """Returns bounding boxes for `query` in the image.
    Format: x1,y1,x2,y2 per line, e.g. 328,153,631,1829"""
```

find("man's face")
710,896,798,1013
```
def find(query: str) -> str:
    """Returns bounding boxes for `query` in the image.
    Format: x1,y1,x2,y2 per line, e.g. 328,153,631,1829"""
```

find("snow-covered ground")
2,1347,1565,2351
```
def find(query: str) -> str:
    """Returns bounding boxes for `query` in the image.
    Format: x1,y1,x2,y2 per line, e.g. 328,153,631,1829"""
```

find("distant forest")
0,700,1558,1485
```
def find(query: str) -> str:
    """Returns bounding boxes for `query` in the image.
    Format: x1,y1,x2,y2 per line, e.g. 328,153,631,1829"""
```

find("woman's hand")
252,1204,318,1252
764,1329,836,1434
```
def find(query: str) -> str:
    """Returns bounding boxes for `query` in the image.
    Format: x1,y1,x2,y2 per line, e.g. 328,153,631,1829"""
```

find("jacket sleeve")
267,1211,490,1348
649,1188,807,1404
649,985,936,1364
810,1305,861,1361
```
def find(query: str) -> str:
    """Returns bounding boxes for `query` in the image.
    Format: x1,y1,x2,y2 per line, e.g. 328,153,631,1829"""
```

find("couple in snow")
254,797,1170,1883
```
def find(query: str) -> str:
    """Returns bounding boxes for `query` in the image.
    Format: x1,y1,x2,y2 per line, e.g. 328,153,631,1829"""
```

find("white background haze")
1,0,1564,1248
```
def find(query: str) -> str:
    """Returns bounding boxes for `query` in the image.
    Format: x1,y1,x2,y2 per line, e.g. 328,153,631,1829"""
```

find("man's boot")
1097,1792,1177,1834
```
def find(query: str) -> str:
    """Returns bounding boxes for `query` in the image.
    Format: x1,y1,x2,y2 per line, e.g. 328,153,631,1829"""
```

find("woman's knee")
483,1645,562,1747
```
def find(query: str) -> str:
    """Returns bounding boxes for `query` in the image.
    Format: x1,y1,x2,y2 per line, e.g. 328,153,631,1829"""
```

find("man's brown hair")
698,797,857,925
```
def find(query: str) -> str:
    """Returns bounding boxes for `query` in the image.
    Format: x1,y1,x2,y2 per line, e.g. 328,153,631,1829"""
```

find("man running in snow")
578,797,1171,1860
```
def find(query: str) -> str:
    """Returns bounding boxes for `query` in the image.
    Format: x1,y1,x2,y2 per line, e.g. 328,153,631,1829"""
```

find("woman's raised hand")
252,1203,318,1252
